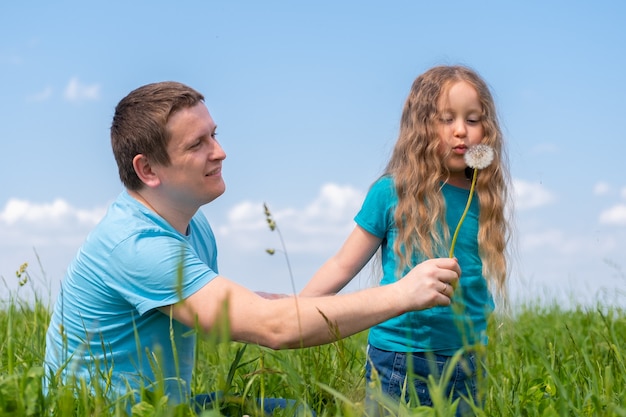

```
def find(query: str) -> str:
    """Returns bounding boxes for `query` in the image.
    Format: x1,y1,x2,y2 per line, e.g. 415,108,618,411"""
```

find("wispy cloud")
63,77,101,102
512,178,555,210
521,229,566,251
26,86,53,103
599,204,626,226
2,54,23,65
593,181,611,196
530,143,558,155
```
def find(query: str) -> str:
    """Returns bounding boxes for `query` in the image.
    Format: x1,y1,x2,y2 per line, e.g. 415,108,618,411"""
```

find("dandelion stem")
449,168,478,258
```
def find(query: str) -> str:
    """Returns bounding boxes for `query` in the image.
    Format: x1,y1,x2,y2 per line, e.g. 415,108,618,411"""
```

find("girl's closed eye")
439,114,454,124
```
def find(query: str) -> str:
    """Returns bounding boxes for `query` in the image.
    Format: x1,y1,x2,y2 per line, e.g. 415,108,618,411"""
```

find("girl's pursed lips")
452,145,467,154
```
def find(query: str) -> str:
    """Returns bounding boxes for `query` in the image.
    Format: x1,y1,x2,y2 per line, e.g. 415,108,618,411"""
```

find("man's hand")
255,291,290,300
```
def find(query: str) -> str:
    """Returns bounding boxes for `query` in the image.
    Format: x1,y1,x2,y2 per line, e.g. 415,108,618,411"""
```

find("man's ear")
132,154,161,188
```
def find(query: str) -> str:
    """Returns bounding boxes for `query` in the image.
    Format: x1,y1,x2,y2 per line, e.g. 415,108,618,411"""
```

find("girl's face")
436,81,484,187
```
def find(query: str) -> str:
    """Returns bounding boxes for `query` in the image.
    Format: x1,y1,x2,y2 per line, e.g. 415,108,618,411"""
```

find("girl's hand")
396,258,461,311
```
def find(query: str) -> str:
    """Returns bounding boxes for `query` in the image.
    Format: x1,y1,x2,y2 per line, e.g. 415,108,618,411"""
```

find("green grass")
3,276,626,416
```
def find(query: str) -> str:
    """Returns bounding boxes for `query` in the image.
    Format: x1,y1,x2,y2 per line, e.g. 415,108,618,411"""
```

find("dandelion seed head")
464,144,494,169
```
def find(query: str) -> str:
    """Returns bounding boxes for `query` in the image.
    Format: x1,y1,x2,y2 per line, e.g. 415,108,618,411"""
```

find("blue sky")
1,1,625,308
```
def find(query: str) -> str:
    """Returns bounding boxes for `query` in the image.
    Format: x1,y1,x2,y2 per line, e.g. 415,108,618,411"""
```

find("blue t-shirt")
356,176,494,355
44,191,218,404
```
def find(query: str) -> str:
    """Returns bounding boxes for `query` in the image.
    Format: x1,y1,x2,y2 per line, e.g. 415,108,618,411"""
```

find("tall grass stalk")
263,203,304,346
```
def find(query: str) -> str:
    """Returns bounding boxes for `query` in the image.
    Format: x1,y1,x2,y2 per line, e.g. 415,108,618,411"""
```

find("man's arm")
160,257,460,349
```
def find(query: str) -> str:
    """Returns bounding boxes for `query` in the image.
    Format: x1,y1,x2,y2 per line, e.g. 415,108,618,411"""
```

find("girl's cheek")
436,140,448,158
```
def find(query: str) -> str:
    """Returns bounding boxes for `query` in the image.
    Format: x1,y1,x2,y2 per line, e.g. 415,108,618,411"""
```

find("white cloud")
64,77,101,102
223,200,268,233
304,183,364,222
512,179,555,210
217,183,364,253
599,204,626,226
0,199,108,295
518,228,604,256
593,181,611,196
212,184,370,293
0,198,105,226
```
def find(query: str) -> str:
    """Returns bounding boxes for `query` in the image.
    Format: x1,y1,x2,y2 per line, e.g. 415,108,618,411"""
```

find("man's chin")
205,185,226,204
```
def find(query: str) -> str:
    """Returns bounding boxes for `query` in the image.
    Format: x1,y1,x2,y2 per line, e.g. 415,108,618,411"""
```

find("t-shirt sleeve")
354,176,396,239
108,231,218,315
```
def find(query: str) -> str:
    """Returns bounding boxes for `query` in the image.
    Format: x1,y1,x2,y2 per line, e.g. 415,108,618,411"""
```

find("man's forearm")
258,284,402,349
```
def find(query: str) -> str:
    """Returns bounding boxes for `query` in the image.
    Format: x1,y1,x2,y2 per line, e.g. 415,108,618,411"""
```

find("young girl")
300,65,510,415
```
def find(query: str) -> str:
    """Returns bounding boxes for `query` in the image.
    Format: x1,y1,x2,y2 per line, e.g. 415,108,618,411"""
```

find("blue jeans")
193,392,315,416
365,345,481,416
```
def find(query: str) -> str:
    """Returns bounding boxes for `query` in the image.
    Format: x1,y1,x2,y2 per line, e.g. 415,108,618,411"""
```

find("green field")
2,277,626,416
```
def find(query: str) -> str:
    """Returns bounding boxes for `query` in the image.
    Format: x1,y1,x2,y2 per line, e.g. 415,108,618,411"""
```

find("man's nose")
210,139,227,160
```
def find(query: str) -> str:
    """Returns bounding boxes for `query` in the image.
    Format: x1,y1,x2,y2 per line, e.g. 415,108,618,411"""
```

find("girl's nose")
453,120,467,137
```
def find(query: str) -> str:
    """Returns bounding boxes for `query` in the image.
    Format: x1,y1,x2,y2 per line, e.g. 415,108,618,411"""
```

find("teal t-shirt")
356,176,494,355
44,191,218,404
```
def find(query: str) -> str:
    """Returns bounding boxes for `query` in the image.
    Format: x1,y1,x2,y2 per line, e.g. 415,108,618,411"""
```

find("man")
44,81,460,412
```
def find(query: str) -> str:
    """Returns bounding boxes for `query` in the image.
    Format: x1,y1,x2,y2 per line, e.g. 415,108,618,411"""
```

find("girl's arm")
299,225,382,296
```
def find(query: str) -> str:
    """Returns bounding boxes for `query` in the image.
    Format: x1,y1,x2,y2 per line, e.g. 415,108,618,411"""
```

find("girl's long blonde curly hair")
383,65,511,300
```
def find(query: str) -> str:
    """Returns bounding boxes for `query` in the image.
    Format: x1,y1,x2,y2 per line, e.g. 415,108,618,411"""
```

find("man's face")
153,103,226,209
